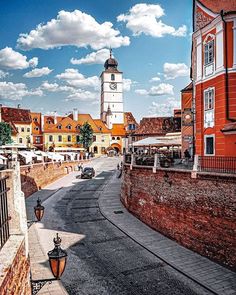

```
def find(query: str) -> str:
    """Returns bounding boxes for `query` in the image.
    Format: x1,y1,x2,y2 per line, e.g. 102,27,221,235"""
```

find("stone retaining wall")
20,161,85,197
121,165,236,269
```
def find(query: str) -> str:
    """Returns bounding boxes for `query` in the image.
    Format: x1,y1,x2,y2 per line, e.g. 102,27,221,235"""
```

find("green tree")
0,122,12,145
79,122,93,150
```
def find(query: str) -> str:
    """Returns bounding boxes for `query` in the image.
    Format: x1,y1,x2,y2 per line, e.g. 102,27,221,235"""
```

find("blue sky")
0,0,192,121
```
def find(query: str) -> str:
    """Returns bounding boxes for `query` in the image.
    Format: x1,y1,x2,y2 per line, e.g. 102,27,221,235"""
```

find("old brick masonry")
121,165,236,269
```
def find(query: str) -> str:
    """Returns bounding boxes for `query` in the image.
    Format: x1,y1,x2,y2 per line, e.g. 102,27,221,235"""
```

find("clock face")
109,82,117,90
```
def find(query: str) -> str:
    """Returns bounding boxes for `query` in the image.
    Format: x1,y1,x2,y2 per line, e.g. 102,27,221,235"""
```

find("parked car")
81,167,95,179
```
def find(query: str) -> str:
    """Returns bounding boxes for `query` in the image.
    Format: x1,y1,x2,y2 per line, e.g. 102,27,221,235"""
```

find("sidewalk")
26,171,80,295
99,172,236,295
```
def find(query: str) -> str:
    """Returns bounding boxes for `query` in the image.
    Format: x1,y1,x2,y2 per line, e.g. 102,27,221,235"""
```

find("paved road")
36,156,213,295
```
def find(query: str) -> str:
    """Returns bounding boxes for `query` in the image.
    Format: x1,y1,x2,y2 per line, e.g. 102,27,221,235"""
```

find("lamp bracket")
31,278,57,295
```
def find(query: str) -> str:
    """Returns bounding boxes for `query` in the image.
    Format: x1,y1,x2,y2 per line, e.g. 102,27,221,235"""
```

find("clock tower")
100,49,124,128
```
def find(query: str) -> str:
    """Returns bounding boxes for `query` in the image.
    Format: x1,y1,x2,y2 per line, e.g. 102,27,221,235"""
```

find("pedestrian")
80,163,83,172
78,163,81,171
117,163,120,170
184,149,191,165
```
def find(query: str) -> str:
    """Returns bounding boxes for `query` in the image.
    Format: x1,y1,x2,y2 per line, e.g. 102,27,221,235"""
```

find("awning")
18,151,36,164
46,152,64,161
221,122,236,134
132,134,181,147
54,147,84,151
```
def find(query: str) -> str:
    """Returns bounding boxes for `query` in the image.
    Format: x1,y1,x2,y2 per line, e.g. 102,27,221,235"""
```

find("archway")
111,143,121,154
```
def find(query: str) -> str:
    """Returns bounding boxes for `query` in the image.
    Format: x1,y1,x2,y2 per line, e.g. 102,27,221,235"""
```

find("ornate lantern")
48,233,67,279
34,198,45,221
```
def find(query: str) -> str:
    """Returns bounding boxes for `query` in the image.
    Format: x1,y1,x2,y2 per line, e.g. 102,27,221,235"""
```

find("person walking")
184,149,191,166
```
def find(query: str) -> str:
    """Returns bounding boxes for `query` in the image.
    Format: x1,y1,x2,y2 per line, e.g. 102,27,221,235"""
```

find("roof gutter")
221,10,236,122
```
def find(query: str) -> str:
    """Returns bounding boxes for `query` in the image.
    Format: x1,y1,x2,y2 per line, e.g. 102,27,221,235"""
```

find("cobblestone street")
26,157,236,295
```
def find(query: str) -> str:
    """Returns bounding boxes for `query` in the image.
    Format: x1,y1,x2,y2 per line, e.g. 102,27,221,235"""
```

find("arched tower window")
111,74,115,81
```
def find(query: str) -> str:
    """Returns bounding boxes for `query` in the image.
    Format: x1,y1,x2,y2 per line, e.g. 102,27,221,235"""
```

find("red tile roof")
111,124,126,136
93,119,110,133
1,107,32,124
135,117,181,136
198,0,236,14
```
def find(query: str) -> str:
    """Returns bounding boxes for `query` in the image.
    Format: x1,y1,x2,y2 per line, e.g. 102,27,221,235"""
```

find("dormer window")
67,125,72,130
76,125,80,130
58,124,62,129
47,120,51,124
33,117,38,122
34,127,39,131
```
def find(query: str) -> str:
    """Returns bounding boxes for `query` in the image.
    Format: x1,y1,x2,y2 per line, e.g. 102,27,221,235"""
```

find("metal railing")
198,156,236,174
0,176,10,249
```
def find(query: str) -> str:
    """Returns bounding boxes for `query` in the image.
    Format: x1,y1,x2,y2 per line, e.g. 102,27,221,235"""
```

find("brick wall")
20,161,83,197
121,165,236,269
0,238,31,295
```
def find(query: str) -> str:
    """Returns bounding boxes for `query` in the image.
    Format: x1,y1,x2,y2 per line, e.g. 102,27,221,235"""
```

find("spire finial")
110,47,112,58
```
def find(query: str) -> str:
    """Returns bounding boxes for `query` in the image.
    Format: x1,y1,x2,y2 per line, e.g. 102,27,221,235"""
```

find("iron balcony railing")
198,156,236,174
0,176,10,249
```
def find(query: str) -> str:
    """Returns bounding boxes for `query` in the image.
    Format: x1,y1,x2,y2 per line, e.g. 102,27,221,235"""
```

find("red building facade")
192,0,236,157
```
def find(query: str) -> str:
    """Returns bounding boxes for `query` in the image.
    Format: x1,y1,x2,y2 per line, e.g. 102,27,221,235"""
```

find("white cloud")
148,97,180,117
149,83,174,96
17,10,130,50
56,68,99,90
0,81,43,100
23,67,53,78
0,47,38,69
71,48,110,65
117,3,187,38
149,76,161,82
65,89,98,102
41,81,75,93
163,63,189,79
123,78,133,92
0,70,9,79
135,83,174,96
135,89,148,95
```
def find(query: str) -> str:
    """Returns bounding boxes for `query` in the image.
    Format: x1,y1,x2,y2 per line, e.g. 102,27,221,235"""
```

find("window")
111,74,115,81
101,147,106,153
204,40,214,66
101,135,105,142
76,125,80,130
94,146,98,153
21,127,24,132
112,136,115,140
34,127,39,131
204,89,214,110
49,135,53,142
67,125,72,130
128,124,136,130
132,136,135,142
93,135,96,142
35,137,40,144
117,137,120,140
76,135,80,142
33,117,38,122
19,138,23,143
68,135,71,142
58,125,62,129
205,135,214,155
204,88,215,128
58,135,62,142
27,128,30,132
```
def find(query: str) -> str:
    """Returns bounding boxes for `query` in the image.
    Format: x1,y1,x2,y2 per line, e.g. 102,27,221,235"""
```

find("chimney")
41,114,44,132
73,108,78,121
54,111,57,124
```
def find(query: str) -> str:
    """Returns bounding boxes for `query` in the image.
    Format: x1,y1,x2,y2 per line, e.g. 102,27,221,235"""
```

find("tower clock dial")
109,82,117,90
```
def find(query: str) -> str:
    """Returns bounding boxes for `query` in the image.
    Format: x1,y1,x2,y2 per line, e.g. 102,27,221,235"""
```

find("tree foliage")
79,122,93,150
0,122,12,145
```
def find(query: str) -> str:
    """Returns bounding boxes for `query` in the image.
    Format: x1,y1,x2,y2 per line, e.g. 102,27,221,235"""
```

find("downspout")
221,10,236,122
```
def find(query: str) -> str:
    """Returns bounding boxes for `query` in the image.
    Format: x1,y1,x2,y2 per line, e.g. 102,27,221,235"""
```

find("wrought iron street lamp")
48,233,68,279
34,198,45,221
31,233,67,295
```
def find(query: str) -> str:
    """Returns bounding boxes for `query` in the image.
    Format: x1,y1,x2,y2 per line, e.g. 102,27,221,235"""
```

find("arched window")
58,135,62,142
117,137,120,140
49,135,53,142
112,136,115,140
94,146,98,153
67,125,72,130
68,135,72,142
111,74,115,81
58,124,62,129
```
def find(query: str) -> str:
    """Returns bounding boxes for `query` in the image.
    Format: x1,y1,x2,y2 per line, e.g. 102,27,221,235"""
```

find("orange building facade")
192,0,236,157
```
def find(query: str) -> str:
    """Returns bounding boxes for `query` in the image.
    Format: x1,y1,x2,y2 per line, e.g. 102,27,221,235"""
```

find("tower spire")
110,47,112,58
